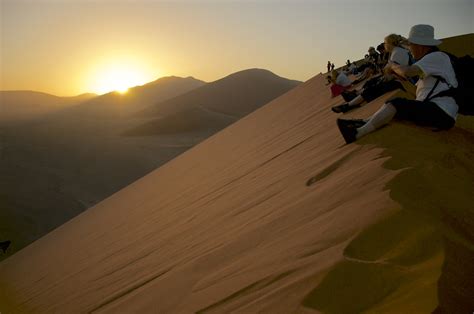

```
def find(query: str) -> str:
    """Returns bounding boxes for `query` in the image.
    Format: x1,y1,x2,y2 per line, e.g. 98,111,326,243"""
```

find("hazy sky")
1,0,473,96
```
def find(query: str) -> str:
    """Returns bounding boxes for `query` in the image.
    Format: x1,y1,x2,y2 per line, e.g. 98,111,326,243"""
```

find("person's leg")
337,100,398,144
356,102,397,139
348,94,365,107
391,99,455,129
346,77,402,108
360,79,404,103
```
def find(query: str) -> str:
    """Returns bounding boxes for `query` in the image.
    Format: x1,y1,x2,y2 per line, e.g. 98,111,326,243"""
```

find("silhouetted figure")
331,63,335,71
327,61,331,73
0,240,11,253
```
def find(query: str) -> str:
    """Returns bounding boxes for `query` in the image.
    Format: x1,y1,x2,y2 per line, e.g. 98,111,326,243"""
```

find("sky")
1,0,473,96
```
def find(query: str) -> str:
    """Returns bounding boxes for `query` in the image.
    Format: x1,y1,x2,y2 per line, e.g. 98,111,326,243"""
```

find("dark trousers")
361,79,404,102
388,97,455,129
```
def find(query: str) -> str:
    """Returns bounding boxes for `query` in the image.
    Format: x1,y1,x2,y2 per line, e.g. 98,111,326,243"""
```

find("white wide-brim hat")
408,24,442,46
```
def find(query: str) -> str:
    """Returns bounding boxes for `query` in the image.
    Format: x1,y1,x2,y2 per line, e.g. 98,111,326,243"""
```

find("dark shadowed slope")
122,105,237,136
140,68,301,117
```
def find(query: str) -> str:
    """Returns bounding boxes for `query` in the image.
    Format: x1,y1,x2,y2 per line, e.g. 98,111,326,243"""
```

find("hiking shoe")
331,103,360,113
337,118,358,144
337,118,366,129
342,90,358,102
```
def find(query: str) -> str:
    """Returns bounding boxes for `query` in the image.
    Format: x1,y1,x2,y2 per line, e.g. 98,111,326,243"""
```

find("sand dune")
139,68,301,118
125,68,301,137
0,91,96,122
438,33,474,57
0,70,300,261
1,68,472,312
123,105,237,136
46,76,206,120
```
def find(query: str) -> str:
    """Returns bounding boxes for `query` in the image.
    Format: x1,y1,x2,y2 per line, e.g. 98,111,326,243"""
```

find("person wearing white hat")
337,24,458,144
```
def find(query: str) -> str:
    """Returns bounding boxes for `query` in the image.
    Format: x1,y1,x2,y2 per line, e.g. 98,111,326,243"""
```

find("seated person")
336,24,458,144
343,62,359,75
350,63,378,86
329,70,352,97
376,42,390,69
368,46,380,64
332,33,412,113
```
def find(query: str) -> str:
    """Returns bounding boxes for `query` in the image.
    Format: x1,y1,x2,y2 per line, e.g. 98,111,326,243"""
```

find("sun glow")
87,58,157,95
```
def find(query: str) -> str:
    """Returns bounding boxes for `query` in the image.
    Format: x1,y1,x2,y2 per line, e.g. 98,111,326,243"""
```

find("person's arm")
388,63,422,79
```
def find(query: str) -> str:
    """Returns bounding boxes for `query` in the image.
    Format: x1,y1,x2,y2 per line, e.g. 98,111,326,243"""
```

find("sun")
87,59,156,95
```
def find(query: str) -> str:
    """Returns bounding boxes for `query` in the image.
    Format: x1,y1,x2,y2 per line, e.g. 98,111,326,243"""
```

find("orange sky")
1,0,472,96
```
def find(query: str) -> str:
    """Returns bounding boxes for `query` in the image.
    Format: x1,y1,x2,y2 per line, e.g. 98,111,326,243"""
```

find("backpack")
408,51,415,66
426,52,474,115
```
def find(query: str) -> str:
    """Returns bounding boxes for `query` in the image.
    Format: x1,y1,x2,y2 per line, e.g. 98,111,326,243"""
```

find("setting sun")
87,58,157,95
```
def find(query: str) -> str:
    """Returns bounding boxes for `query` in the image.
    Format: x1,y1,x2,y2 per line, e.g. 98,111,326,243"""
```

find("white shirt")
390,46,410,66
336,72,352,87
415,51,458,119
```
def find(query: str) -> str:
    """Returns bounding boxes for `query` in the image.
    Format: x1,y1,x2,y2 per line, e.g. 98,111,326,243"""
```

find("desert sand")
1,65,473,313
0,70,300,260
1,35,473,313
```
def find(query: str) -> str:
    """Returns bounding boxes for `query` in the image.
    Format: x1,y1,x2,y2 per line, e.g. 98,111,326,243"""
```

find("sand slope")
0,70,301,262
1,69,472,312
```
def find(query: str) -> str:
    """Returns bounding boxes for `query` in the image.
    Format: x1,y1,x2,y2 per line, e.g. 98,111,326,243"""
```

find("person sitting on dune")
348,63,378,87
339,63,379,102
336,24,458,144
368,46,380,64
376,42,390,69
332,34,412,113
329,69,352,97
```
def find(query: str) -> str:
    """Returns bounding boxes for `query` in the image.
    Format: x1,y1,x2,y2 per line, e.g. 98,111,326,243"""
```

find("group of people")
325,43,392,98
329,24,459,144
332,33,414,113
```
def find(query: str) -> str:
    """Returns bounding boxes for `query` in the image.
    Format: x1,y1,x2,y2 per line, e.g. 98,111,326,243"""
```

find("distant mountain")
0,69,300,260
0,91,96,122
47,76,207,120
128,69,301,136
